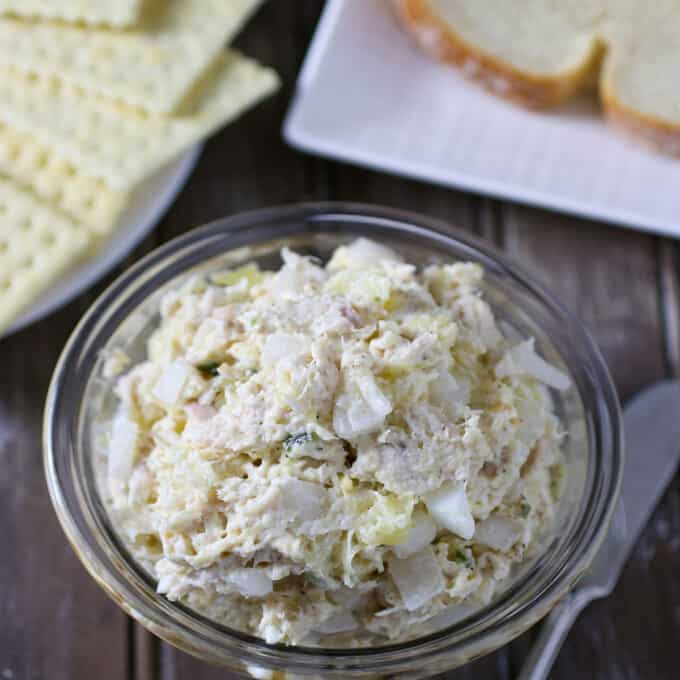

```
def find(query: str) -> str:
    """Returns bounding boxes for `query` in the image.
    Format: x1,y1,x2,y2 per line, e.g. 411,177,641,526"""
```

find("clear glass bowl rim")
44,202,623,677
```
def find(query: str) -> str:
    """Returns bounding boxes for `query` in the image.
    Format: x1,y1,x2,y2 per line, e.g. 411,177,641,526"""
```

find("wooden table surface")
2,3,679,679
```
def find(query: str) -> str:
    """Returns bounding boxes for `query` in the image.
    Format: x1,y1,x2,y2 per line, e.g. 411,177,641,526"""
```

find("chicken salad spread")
103,238,569,646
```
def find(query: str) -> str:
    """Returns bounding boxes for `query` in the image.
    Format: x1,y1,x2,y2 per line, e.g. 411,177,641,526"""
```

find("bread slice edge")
600,67,680,156
391,0,601,109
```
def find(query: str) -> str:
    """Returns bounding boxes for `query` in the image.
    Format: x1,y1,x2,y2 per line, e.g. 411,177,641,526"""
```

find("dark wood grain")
0,303,128,680
0,206,167,680
2,2,679,679
503,205,667,400
502,205,679,680
661,240,680,376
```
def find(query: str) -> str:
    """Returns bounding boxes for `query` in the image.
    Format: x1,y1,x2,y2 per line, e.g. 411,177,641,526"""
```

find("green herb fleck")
549,464,565,501
196,361,220,378
520,501,532,518
454,548,469,565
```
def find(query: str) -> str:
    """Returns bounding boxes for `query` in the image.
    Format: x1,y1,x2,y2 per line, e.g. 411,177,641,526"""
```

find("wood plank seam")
479,197,506,248
658,239,680,377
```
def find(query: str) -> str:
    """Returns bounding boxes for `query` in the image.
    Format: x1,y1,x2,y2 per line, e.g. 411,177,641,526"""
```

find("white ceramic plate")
284,0,680,239
5,146,202,338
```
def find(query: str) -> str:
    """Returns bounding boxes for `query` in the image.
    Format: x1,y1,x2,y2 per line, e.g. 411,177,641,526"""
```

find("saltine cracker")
0,0,263,114
0,1,142,27
0,123,127,233
0,177,92,331
0,52,280,190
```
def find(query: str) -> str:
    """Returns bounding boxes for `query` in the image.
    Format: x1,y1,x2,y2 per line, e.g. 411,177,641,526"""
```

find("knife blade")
518,380,680,680
580,379,680,597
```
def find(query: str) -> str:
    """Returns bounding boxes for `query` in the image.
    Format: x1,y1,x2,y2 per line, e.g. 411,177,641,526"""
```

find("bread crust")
391,0,680,156
602,84,680,157
391,0,600,109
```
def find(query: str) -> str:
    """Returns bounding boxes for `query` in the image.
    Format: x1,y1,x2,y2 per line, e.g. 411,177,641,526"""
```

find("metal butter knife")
518,380,680,680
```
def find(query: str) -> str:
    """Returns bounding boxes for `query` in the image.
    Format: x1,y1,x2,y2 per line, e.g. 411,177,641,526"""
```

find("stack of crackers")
0,0,279,333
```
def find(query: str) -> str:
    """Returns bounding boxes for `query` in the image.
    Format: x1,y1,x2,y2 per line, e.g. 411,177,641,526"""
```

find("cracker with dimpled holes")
0,0,143,27
0,51,280,190
0,123,128,233
0,0,263,114
0,177,93,332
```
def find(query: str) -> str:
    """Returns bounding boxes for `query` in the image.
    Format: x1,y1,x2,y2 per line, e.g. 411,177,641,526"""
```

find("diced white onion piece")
152,360,191,404
393,511,438,559
277,478,326,522
429,368,469,416
314,609,358,634
425,481,475,540
389,547,444,612
332,395,354,439
346,396,387,434
108,411,138,487
261,333,306,367
496,339,570,391
356,373,392,416
327,238,402,271
333,373,392,438
273,248,325,296
474,516,524,551
156,574,174,595
273,266,300,296
227,568,273,597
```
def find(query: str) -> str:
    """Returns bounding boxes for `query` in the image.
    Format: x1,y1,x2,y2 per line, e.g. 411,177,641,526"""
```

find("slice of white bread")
392,0,680,155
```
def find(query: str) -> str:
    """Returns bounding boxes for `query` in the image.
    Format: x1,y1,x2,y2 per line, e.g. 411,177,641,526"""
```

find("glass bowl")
44,203,622,679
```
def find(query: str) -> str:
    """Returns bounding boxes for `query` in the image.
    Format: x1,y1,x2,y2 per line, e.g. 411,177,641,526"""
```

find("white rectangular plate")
284,0,680,238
